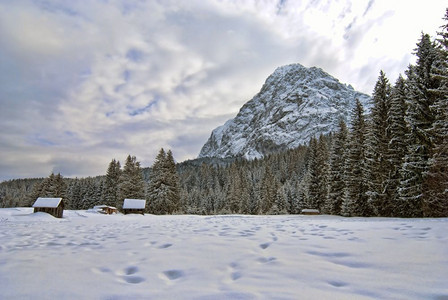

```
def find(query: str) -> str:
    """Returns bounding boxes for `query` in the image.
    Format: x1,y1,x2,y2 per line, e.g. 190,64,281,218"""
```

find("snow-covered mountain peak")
199,63,371,159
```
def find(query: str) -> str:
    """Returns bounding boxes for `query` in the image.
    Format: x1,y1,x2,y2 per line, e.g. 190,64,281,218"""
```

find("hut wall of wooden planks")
301,209,320,215
32,197,64,218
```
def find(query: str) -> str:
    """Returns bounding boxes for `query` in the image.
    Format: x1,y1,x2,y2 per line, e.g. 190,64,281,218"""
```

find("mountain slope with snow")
199,63,371,159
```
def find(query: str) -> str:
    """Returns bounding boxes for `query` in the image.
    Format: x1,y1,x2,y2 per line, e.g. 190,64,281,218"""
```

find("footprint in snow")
328,280,348,288
231,271,242,281
259,242,270,250
163,269,184,280
158,243,173,249
123,276,145,284
257,257,276,264
124,266,138,275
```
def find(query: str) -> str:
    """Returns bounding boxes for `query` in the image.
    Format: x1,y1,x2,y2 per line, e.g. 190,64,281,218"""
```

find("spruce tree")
103,159,121,207
306,137,319,209
29,172,67,203
399,33,440,217
386,75,408,214
367,71,392,216
166,150,181,213
119,155,145,203
346,99,372,216
307,135,329,212
422,10,448,217
259,166,278,214
226,164,242,213
327,119,349,215
147,149,180,214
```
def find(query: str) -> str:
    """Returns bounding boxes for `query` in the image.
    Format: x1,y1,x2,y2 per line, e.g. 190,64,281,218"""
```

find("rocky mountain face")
199,63,371,159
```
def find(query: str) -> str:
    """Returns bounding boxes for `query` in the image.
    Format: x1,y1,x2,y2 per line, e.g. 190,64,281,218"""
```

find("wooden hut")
301,209,320,215
94,205,118,215
122,199,146,215
32,197,64,218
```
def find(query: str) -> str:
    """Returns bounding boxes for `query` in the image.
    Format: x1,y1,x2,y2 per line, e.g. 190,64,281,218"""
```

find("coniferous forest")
1,9,447,217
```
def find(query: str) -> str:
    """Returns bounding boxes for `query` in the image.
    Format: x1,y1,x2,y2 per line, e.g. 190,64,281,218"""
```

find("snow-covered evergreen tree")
386,75,408,214
103,159,121,208
327,119,348,215
147,149,180,214
119,155,145,204
29,172,67,203
166,150,181,212
399,33,440,217
367,71,392,216
422,9,448,217
259,167,278,214
346,99,372,217
226,164,242,213
307,135,329,212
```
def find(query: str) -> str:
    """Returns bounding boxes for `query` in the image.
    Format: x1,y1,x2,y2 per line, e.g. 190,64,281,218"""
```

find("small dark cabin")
301,209,320,215
122,199,146,215
32,197,64,218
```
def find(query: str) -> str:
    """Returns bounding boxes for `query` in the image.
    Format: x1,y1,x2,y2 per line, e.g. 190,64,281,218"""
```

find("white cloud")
0,0,447,181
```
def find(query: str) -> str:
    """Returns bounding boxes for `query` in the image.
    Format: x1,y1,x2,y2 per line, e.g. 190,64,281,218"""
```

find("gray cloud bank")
0,0,446,181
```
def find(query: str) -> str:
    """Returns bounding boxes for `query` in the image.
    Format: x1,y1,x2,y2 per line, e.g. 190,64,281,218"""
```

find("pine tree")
307,135,329,212
327,119,349,215
422,9,448,217
147,149,180,214
399,33,440,217
367,71,392,216
29,172,67,203
103,159,121,208
66,180,83,209
119,155,145,204
346,99,372,216
259,166,278,214
166,150,181,213
386,75,408,214
239,171,251,214
226,164,241,213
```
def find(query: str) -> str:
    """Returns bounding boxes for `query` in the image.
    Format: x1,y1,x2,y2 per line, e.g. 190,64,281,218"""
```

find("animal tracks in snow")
91,265,146,285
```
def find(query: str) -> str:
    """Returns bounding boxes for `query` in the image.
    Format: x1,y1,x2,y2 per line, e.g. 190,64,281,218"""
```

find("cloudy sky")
0,0,446,182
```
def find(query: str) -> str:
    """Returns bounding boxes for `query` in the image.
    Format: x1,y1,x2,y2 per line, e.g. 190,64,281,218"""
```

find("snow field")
0,208,447,299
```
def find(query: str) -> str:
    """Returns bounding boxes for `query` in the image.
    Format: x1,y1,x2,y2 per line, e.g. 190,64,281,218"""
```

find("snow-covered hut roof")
32,197,63,208
123,199,146,209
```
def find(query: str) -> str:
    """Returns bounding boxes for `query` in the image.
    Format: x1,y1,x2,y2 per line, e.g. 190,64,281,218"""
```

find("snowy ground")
1,208,447,300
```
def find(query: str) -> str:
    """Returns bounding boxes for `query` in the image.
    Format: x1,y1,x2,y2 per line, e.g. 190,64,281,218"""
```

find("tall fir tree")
367,71,392,216
29,172,67,204
346,99,372,217
147,149,181,214
103,159,121,207
422,9,448,217
399,33,440,217
327,119,349,215
386,75,408,214
307,135,329,212
259,166,278,214
119,155,145,204
166,150,181,213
